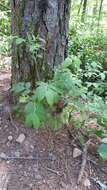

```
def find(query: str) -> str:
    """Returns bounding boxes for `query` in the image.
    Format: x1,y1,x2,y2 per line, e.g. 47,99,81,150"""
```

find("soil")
0,66,107,190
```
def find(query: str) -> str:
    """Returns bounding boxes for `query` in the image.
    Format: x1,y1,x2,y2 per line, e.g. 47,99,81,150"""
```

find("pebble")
73,148,82,158
35,174,42,180
8,135,13,141
6,161,10,164
83,178,91,188
48,152,56,161
14,151,20,157
24,140,34,153
16,133,26,144
0,152,6,159
4,125,8,129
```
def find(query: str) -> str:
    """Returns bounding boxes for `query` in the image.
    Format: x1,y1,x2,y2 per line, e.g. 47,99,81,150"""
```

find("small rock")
83,178,91,188
19,164,23,169
24,140,34,153
4,125,8,129
16,133,25,144
48,152,56,161
6,161,10,164
30,145,34,150
73,148,82,158
14,151,20,157
29,183,33,188
35,174,42,180
0,153,6,159
8,135,13,141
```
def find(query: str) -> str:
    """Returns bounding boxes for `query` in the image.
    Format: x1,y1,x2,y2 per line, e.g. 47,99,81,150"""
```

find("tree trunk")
93,0,98,16
81,0,87,22
11,0,71,87
78,0,83,15
98,0,103,27
90,0,98,28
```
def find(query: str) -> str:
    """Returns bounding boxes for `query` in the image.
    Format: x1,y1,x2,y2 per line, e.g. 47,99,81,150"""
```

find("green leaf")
35,103,46,121
19,95,28,103
25,113,40,128
91,61,97,68
25,82,31,89
15,37,25,45
25,113,34,127
12,83,25,93
63,58,73,68
97,144,107,160
101,138,107,144
46,88,58,106
32,114,40,128
25,102,34,114
100,73,105,80
35,83,47,101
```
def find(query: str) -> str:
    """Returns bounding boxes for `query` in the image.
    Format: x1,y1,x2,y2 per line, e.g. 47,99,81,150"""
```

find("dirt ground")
0,67,107,190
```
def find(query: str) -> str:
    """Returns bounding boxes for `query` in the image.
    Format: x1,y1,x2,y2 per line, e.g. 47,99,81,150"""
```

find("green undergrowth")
12,56,107,161
0,0,10,56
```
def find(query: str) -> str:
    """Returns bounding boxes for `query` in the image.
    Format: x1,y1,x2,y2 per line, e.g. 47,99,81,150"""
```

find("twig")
5,106,18,132
77,140,91,184
45,167,60,176
66,124,82,149
0,156,39,161
88,158,107,175
0,155,55,161
9,112,17,130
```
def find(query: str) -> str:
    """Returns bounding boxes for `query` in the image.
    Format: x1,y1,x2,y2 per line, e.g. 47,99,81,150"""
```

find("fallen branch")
77,140,91,184
45,167,60,176
88,158,107,175
0,155,55,161
5,106,18,132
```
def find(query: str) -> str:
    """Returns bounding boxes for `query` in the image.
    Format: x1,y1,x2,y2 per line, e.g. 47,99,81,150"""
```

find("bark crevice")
11,0,71,86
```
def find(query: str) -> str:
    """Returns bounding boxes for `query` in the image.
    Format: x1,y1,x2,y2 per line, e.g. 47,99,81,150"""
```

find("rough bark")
78,0,83,15
98,0,104,27
81,0,87,22
11,0,71,87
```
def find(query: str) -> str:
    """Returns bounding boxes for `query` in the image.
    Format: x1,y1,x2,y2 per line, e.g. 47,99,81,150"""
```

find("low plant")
12,57,86,129
12,57,107,160
69,23,107,99
0,1,10,56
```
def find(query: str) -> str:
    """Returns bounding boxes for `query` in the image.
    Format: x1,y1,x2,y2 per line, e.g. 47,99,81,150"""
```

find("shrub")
12,57,107,160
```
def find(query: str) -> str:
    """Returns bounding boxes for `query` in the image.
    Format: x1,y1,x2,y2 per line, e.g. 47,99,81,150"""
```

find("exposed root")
77,140,91,185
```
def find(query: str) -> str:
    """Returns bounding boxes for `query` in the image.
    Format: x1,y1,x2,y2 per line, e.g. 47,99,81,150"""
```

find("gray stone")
73,148,82,158
48,152,56,161
83,178,91,188
16,133,25,144
4,125,8,129
8,136,13,141
0,153,6,159
14,151,20,157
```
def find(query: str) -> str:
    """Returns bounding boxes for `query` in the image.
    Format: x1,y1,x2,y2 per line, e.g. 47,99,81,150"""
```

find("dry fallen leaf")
73,148,82,158
83,178,91,188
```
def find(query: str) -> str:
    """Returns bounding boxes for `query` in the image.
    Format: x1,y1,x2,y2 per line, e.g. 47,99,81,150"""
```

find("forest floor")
0,58,107,190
